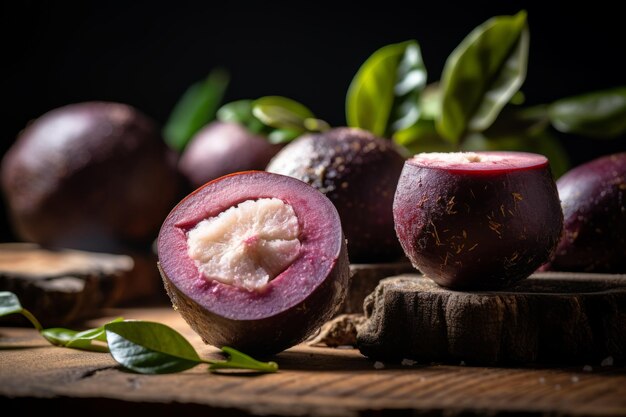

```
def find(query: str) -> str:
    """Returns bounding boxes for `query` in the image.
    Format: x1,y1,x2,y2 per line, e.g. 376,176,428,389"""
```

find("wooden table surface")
1,307,625,417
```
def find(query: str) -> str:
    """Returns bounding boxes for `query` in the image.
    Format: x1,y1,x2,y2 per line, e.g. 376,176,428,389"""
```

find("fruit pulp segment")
186,198,301,290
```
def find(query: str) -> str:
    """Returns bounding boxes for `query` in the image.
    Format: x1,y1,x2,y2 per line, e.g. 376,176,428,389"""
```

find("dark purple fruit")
393,151,563,289
549,153,626,273
157,171,349,355
178,122,280,189
266,127,405,263
1,102,180,251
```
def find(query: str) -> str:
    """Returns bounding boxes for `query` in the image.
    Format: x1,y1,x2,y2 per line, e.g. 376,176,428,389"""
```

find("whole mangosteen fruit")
548,152,625,273
178,121,280,189
157,171,350,356
1,102,180,251
266,127,405,263
393,151,563,289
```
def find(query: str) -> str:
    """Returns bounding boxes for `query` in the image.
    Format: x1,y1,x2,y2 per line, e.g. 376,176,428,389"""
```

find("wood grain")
1,306,625,417
358,272,626,365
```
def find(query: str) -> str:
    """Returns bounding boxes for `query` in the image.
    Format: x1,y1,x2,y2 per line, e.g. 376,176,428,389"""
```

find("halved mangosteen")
157,171,350,356
393,151,563,289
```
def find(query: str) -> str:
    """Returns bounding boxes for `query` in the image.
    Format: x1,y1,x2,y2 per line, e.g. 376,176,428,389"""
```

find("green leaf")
419,84,442,120
548,87,626,138
163,68,230,152
252,96,316,131
346,40,427,137
217,97,325,145
0,291,22,316
217,100,265,134
70,325,110,343
267,128,302,144
393,119,456,154
0,291,43,331
437,11,529,143
42,317,123,352
105,321,201,374
208,346,278,373
483,106,549,138
510,91,526,105
41,328,79,346
303,118,331,132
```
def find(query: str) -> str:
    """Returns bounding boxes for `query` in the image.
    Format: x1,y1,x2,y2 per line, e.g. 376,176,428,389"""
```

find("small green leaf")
42,317,123,352
217,100,265,134
66,317,123,351
303,118,330,132
437,11,529,143
549,87,626,138
66,338,110,353
105,321,201,374
267,128,302,144
510,91,526,105
483,106,550,138
252,96,315,131
393,119,456,154
346,40,427,137
208,346,278,373
70,325,109,343
163,68,230,152
419,84,442,120
0,291,22,316
41,328,79,346
217,97,324,145
0,291,43,331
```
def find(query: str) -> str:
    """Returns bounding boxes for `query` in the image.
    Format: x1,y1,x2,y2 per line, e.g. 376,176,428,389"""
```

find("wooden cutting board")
1,306,625,417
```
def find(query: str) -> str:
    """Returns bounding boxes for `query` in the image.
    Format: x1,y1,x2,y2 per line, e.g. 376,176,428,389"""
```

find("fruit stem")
21,308,43,332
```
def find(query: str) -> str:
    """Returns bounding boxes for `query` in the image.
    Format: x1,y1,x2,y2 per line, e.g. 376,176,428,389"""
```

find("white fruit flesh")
186,198,301,290
416,152,499,164
411,151,547,171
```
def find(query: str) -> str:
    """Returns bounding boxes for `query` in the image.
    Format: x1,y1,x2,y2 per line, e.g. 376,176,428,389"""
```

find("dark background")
1,1,625,241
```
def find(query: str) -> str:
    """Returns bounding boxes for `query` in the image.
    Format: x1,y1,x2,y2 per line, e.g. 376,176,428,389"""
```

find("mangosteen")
178,121,280,189
393,151,563,289
266,127,406,263
157,171,350,356
548,152,626,273
1,102,180,252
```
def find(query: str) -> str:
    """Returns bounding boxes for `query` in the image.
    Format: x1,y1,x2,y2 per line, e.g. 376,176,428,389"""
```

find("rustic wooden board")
359,272,626,365
1,307,625,417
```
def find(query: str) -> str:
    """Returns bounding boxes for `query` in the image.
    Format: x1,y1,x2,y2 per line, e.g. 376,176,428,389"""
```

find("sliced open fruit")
158,171,349,355
393,151,563,289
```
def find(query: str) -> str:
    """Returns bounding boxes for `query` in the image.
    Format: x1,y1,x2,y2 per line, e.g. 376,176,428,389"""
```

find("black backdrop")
2,1,625,241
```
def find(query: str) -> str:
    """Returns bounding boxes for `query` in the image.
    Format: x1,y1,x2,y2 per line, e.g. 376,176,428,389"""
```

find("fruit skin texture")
1,102,180,251
178,122,280,189
266,127,405,263
393,152,563,289
548,153,626,273
158,171,350,356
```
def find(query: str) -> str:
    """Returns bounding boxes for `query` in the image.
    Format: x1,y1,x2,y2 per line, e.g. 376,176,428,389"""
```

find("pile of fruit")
2,12,624,357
